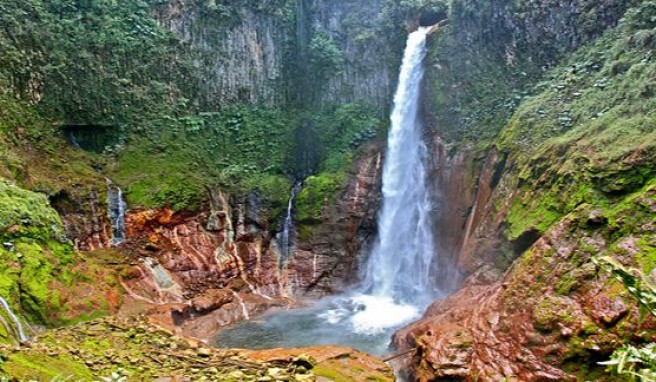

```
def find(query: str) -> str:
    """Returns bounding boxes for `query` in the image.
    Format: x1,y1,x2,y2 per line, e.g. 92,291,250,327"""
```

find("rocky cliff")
152,0,292,107
113,143,382,339
153,0,405,111
395,2,656,380
1,0,655,380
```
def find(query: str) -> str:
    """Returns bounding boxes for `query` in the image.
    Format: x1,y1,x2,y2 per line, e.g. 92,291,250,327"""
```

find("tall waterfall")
107,180,127,246
362,27,435,303
213,27,439,354
342,27,436,334
0,296,28,342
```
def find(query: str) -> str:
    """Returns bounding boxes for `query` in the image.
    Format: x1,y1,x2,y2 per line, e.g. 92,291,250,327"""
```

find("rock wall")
153,0,291,107
395,2,656,379
303,0,402,111
116,144,382,338
50,186,112,251
395,192,656,381
153,0,403,111
425,138,484,292
422,0,637,141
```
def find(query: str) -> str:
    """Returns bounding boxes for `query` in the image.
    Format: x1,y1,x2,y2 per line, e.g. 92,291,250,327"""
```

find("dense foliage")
0,0,390,211
500,2,656,244
426,0,635,143
0,0,189,126
595,257,656,380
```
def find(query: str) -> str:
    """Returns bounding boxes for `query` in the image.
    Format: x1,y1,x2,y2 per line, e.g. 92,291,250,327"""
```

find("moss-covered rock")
0,317,391,381
0,180,123,339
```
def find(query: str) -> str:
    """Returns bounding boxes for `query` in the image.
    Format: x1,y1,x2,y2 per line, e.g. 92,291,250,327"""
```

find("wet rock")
589,294,629,326
190,289,234,313
394,202,656,381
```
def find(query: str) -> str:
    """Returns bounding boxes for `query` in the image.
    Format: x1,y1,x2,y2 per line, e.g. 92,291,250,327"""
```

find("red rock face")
394,200,656,381
426,137,487,292
112,145,384,339
52,187,112,251
285,143,384,297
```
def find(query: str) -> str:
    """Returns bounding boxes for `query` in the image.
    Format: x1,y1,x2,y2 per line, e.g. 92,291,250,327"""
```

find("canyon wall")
396,1,656,380
153,0,402,111
153,1,291,107
113,144,382,338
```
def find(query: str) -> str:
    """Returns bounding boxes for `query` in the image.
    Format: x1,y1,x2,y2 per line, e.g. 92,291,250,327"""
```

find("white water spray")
364,27,435,302
0,296,28,342
213,27,439,354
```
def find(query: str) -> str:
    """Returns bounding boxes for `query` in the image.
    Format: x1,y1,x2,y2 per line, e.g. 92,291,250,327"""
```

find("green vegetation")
0,181,65,242
498,3,656,243
0,180,122,337
0,0,188,127
0,0,394,213
427,0,634,144
108,105,296,210
595,257,656,381
308,32,344,80
293,103,382,224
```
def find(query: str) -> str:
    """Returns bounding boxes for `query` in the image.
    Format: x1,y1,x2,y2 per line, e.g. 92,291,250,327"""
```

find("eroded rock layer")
113,145,382,339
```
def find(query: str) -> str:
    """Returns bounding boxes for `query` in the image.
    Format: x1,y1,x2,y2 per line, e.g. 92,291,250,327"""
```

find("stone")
292,354,316,368
190,289,234,313
590,294,629,326
294,375,316,382
587,209,607,225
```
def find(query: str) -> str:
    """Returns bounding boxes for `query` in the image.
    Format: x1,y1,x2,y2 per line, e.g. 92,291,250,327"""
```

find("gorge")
215,26,441,356
0,0,655,381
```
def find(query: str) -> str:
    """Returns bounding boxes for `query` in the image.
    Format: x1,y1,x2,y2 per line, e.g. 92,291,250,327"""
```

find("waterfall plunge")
278,182,302,267
107,180,127,246
363,27,435,302
213,28,440,355
343,27,437,334
0,296,28,342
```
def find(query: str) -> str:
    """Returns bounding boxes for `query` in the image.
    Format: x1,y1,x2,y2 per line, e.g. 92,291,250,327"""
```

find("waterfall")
278,182,302,266
0,296,28,342
344,27,436,334
107,180,127,246
363,27,436,303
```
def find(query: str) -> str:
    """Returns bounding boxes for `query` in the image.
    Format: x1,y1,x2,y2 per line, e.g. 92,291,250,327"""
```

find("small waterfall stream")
213,28,439,356
0,296,28,342
278,181,302,266
106,180,127,246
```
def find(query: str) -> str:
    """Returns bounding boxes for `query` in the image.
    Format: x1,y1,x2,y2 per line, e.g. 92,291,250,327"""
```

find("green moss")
296,170,348,224
16,241,57,324
0,180,122,334
108,105,297,211
1,352,93,381
635,236,656,273
497,9,656,244
0,181,65,241
506,193,562,240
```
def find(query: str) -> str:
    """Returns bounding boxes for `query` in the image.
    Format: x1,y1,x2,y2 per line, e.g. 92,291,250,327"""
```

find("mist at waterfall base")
213,27,441,356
